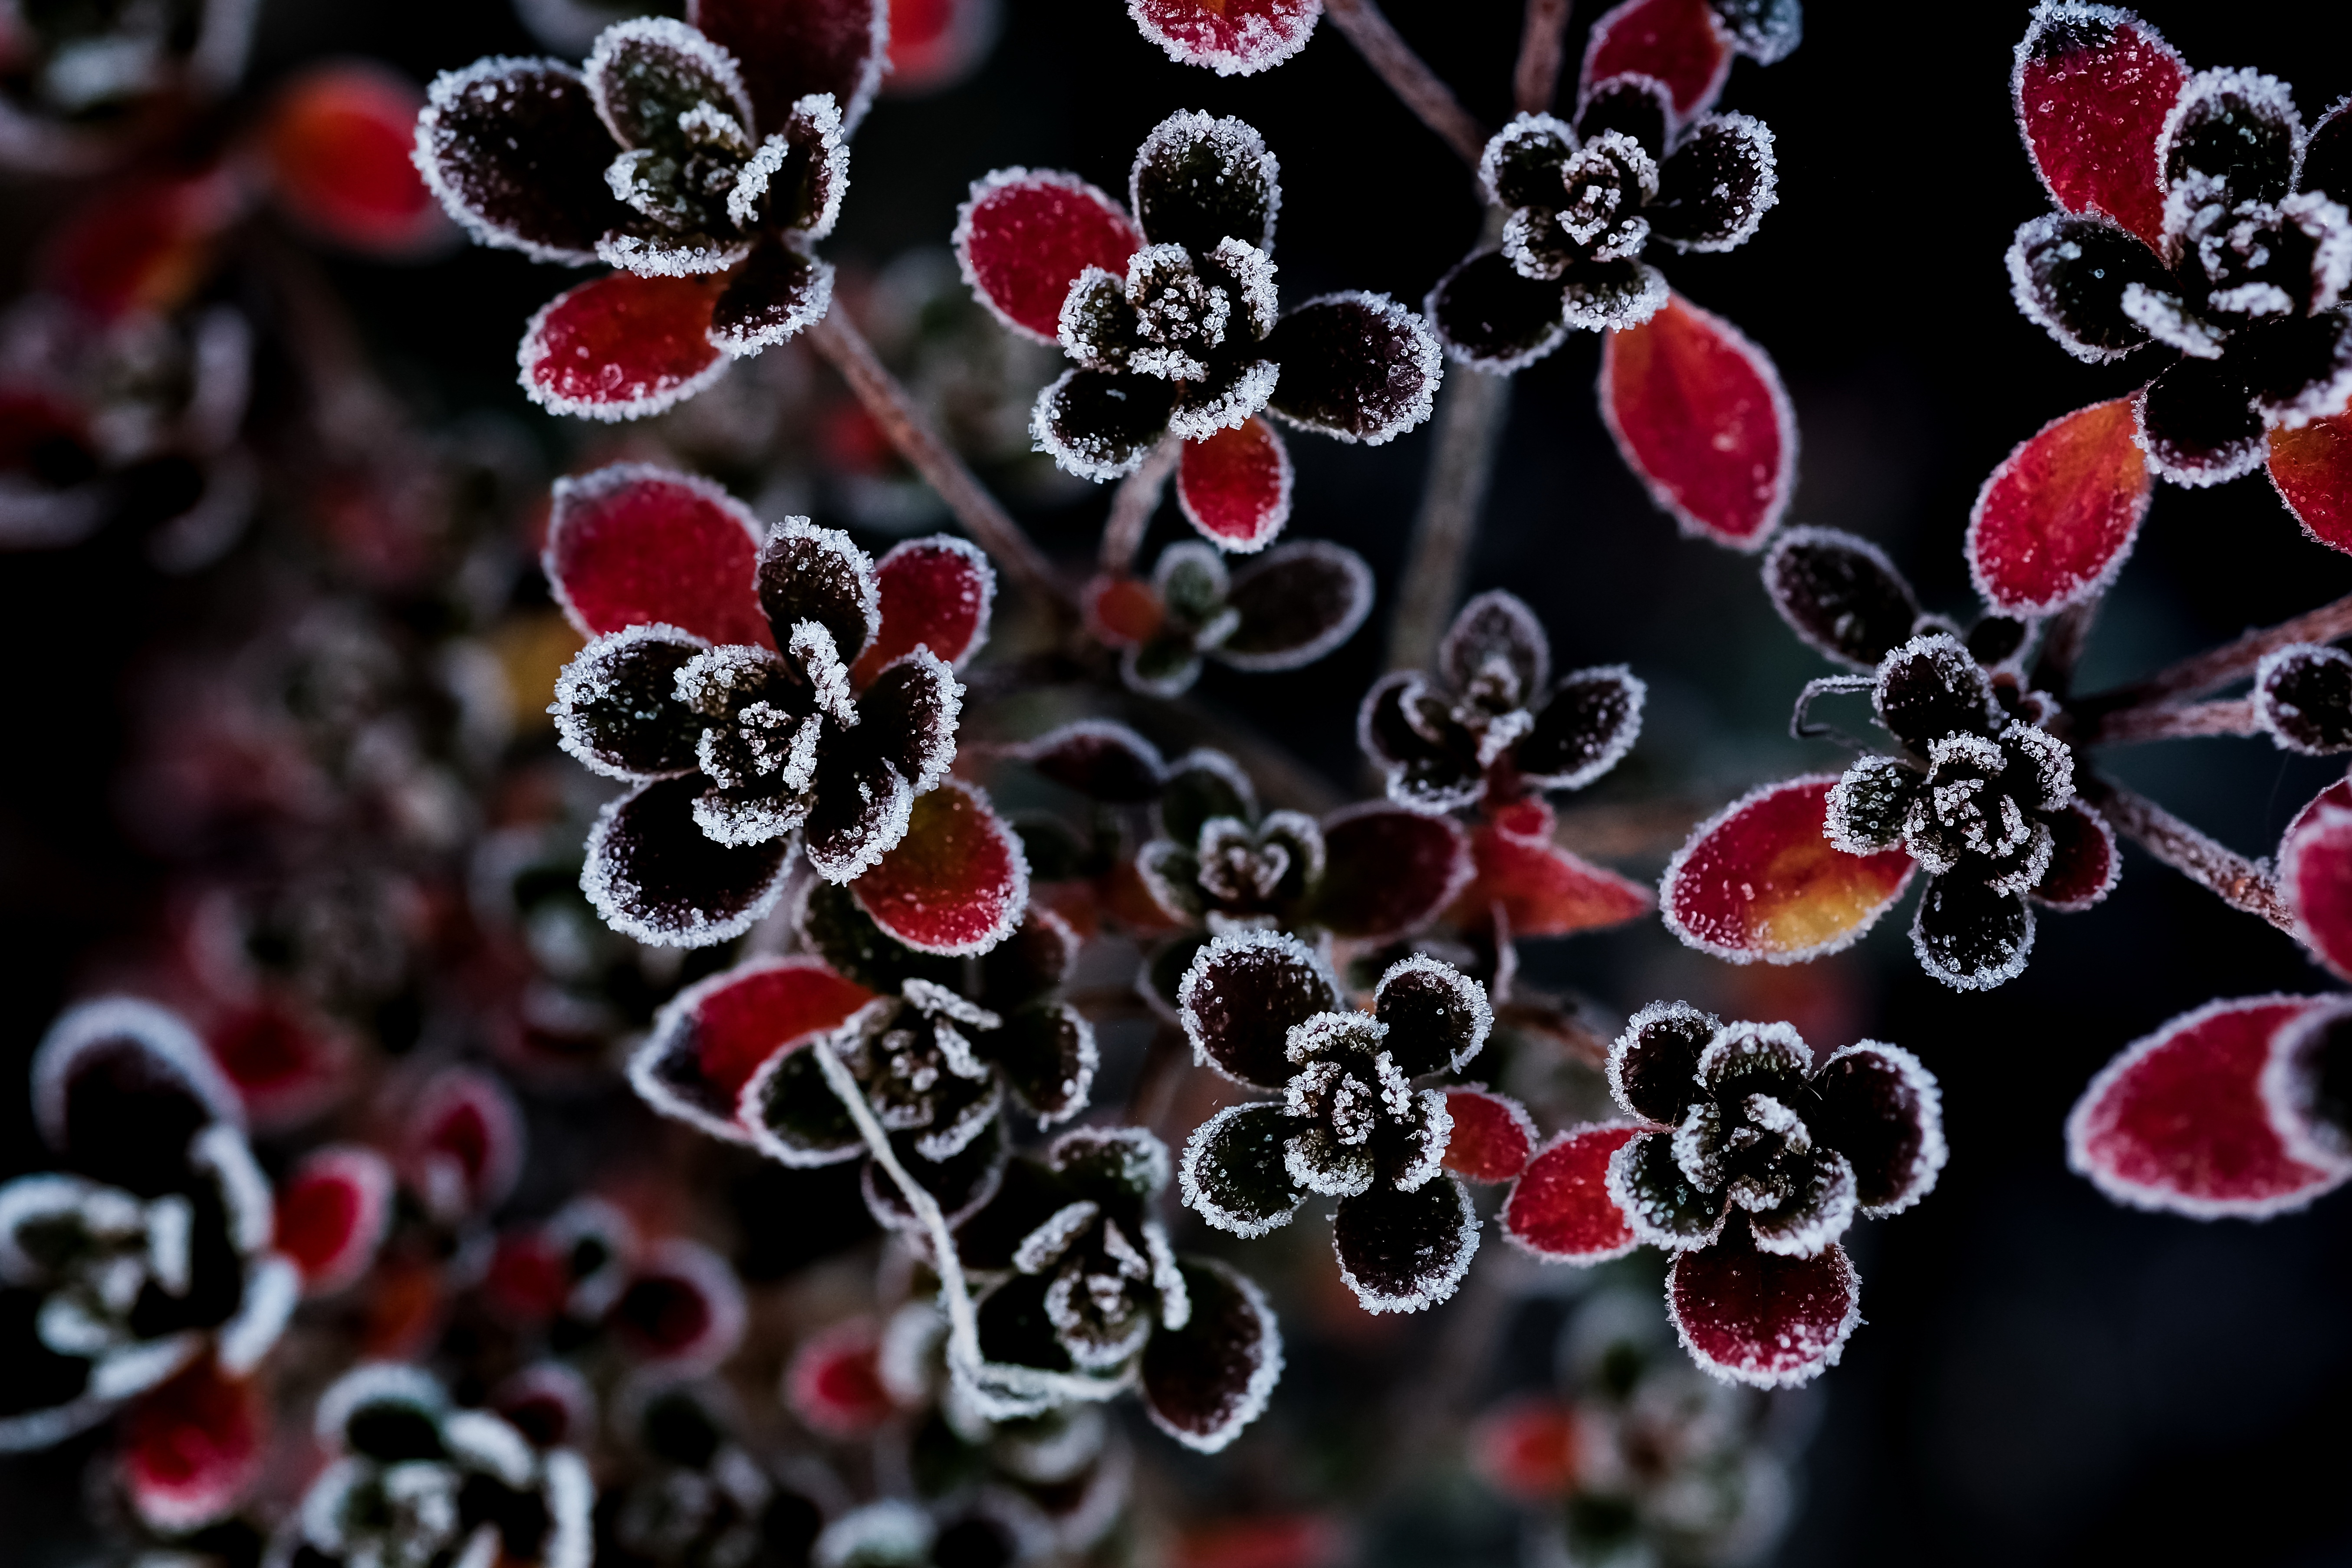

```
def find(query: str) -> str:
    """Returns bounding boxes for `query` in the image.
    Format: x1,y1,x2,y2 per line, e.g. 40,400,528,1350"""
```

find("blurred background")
4,0,2352,1562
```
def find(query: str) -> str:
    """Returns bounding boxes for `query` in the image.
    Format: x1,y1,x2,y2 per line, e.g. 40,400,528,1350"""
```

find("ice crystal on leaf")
2254,643,2352,754
1086,537,1372,697
1127,0,1321,78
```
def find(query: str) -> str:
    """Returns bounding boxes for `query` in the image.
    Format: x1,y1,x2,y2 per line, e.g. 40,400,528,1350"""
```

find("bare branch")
2083,773,2296,933
2078,589,2352,715
1385,365,1512,672
2087,698,2259,746
1324,0,1490,168
1513,0,1574,115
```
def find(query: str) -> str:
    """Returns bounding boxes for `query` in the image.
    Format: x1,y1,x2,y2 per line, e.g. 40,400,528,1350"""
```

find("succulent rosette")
414,0,887,419
544,462,1027,953
956,109,1441,553
1175,931,1494,1314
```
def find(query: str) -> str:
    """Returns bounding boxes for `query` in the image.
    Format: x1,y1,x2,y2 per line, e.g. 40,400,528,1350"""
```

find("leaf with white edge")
520,271,729,422
1177,929,1337,1089
1762,526,1920,670
1215,539,1370,670
1442,589,1550,697
551,625,706,780
689,0,888,134
2068,994,2348,1217
1448,798,1652,939
606,1237,747,1371
852,536,995,687
545,462,770,647
2261,1001,2352,1176
1873,631,1998,747
991,1003,1099,1125
2005,214,2165,363
1179,1103,1306,1236
1372,954,1492,1076
2283,802,2352,980
2034,800,2120,911
1128,110,1280,256
852,779,1030,956
1607,1000,1716,1122
757,514,878,657
784,1317,890,1438
1128,0,1320,77
1746,1149,1858,1258
585,775,793,947
743,1035,863,1166
710,237,835,355
1599,293,1794,550
1141,1259,1283,1452
1331,1174,1479,1314
2270,412,2352,556
1426,250,1571,373
1581,0,1731,123
275,1146,395,1295
1967,397,2152,617
1500,1124,1643,1262
2255,644,2352,755
1812,1042,1947,1217
1660,776,1915,965
405,1067,525,1221
2135,357,2266,488
632,956,875,1142
1708,0,1800,63
1518,665,1645,792
414,57,618,264
1177,418,1293,553
1911,875,2033,993
584,17,757,152
33,996,243,1156
2158,66,2301,220
1442,1088,1538,1182
1016,720,1169,803
2012,2,2186,251
1649,113,1777,253
120,1358,265,1533
1605,1128,1727,1249
1264,293,1442,445
1033,368,1180,482
1667,1229,1860,1387
957,169,1144,342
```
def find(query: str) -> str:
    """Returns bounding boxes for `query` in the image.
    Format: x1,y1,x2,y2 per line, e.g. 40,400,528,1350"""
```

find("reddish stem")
1100,434,1181,575
2088,698,2260,746
1513,0,1574,115
2083,774,2296,933
2079,590,2352,715
1323,0,1490,168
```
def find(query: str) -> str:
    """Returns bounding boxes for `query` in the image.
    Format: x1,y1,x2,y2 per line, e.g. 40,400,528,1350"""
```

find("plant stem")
1100,434,1182,575
806,312,1073,615
2088,698,2260,746
1513,0,1574,115
2078,589,2352,716
1385,363,1512,672
1323,0,1489,169
2083,774,2297,933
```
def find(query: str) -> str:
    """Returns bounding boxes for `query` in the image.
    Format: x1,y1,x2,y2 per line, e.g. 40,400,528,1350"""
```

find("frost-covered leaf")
1177,929,1336,1088
1157,747,1253,843
2303,97,2350,198
2068,995,2349,1217
632,957,875,1141
992,1003,1098,1124
1911,875,2033,992
1016,720,1168,803
274,1146,395,1295
1332,1175,1478,1314
744,1038,860,1165
1576,78,1671,161
1216,539,1370,669
804,750,916,883
586,17,757,151
119,1358,264,1532
2136,356,2267,486
1519,666,1645,791
1128,0,1320,77
710,237,835,355
1762,526,1919,670
1667,1229,1859,1387
1650,113,1776,253
1873,632,1997,748
1708,0,1800,62
1500,1124,1642,1262
608,1238,746,1371
2255,644,2352,755
1449,799,1651,939
551,625,706,780
585,775,793,946
414,58,618,264
1606,1000,1714,1123
1130,110,1280,255
1426,250,1570,373
957,170,1143,342
1442,590,1550,696
852,780,1029,956
1180,1102,1306,1235
265,65,441,256
2263,1002,2352,1175
784,1318,889,1438
864,1118,1008,1233
1263,293,1442,445
1581,0,1732,123
1606,1128,1727,1249
689,0,887,133
1140,1259,1282,1453
30,999,241,1182
1373,955,1492,1076
758,515,879,657
1443,1088,1537,1182
1177,418,1293,552
852,537,996,687
406,1067,524,1220
1033,369,1180,481
1309,804,1474,941
1811,1043,1946,1216
201,997,353,1133
2012,3,2186,250
1599,293,1794,549
2270,412,2352,555
545,462,770,646
2283,802,2352,980
2034,800,2120,910
2006,214,2166,362
1660,776,1914,963
1967,396,2153,616
2159,66,2301,216
520,271,729,422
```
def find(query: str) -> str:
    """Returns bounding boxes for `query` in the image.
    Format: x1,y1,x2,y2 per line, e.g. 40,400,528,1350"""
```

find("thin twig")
2087,698,2259,746
1513,0,1574,115
2083,774,2296,933
1100,435,1182,576
806,312,1073,615
1386,365,1513,672
2077,590,2352,716
1323,0,1490,169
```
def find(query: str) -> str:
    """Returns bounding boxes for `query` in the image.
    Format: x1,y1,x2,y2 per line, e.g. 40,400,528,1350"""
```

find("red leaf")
1451,798,1653,938
784,1317,893,1437
2033,801,2120,911
37,173,241,322
1581,0,1730,120
2269,414,2352,556
2283,774,2352,853
1470,1398,1582,1502
1661,776,1915,963
2012,3,2183,251
885,0,997,93
120,1359,265,1532
1599,293,1794,550
633,956,875,1143
849,536,996,689
852,779,1030,954
1443,1088,1539,1182
1667,1230,1860,1387
1178,417,1293,552
276,1145,395,1295
2283,804,2352,982
1967,398,2153,615
405,1067,524,1220
1311,803,1474,941
609,1238,747,1371
1500,1124,1643,1262
2067,995,2348,1218
204,995,354,1131
691,0,888,131
262,64,443,256
956,169,1142,342
520,272,730,422
1129,0,1321,76
1086,574,1168,646
545,462,771,647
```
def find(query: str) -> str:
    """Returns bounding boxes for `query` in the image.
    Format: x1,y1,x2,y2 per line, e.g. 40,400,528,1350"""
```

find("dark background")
6,0,2352,1561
